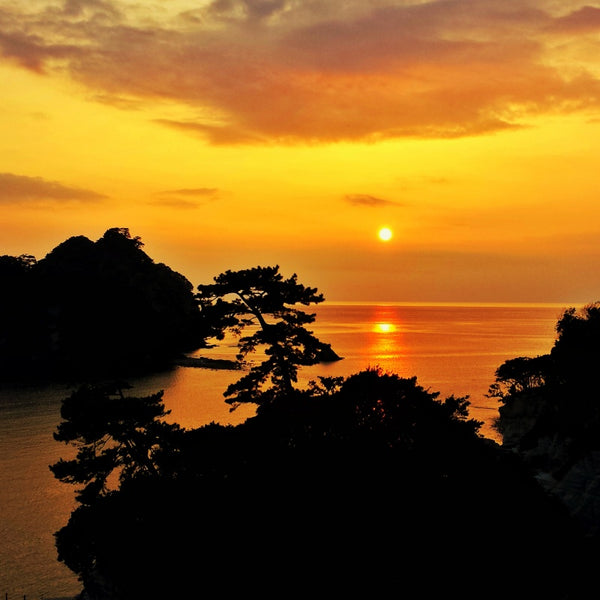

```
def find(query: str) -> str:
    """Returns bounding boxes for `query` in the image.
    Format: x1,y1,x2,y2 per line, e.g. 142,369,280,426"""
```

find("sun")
378,227,393,242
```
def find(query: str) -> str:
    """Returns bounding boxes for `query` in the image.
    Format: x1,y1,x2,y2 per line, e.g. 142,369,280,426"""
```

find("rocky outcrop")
496,392,548,450
316,342,343,363
499,398,600,537
548,451,600,537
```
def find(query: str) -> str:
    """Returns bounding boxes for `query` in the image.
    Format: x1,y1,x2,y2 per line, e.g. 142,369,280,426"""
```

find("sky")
1,0,600,304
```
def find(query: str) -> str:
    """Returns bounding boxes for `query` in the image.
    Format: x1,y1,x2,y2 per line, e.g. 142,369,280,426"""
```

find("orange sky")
2,0,600,303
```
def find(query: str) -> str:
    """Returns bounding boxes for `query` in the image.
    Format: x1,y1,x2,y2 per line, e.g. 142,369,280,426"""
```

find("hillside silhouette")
0,228,207,380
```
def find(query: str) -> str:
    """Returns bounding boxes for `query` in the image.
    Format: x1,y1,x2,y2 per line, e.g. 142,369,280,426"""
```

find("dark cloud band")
344,194,400,208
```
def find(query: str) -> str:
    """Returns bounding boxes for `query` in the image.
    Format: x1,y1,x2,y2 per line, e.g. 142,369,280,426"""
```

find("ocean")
0,302,568,598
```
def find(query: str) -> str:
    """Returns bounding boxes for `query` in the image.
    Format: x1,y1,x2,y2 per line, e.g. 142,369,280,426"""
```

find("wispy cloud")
344,194,402,208
0,172,107,204
154,119,266,145
151,187,220,209
1,1,599,144
159,188,219,198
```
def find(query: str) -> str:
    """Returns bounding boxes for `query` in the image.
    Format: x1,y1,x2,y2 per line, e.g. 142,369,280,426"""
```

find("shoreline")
173,356,240,370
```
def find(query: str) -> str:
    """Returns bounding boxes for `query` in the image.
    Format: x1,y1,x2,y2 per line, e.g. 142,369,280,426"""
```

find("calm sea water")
0,303,566,598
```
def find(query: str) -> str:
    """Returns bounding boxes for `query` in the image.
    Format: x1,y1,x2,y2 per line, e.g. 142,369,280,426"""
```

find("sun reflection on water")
373,322,396,334
368,309,404,364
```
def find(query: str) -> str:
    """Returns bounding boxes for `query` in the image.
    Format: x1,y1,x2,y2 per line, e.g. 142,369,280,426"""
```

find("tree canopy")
492,303,600,441
196,265,340,409
50,383,179,505
51,369,585,599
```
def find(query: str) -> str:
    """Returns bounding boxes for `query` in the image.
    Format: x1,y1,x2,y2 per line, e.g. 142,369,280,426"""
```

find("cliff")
500,401,600,537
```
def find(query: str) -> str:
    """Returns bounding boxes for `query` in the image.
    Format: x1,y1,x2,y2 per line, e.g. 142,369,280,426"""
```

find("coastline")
173,356,240,370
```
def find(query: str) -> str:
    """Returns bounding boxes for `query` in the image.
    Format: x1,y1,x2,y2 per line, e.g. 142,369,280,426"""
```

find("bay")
300,303,565,441
0,302,567,598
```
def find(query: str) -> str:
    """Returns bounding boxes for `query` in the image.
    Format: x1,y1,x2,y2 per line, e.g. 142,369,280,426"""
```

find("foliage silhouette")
50,382,180,505
196,265,340,409
491,303,600,450
0,253,41,370
0,228,207,380
52,369,585,599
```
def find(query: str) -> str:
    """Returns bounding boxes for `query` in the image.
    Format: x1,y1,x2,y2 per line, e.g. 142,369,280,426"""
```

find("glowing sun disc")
378,227,393,242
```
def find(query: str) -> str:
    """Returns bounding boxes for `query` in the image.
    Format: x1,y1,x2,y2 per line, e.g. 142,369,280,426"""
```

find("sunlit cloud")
0,173,107,204
202,0,291,23
154,119,267,145
549,5,600,33
1,0,599,144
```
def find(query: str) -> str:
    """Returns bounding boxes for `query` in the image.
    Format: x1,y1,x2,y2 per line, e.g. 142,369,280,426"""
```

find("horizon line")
322,300,585,309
